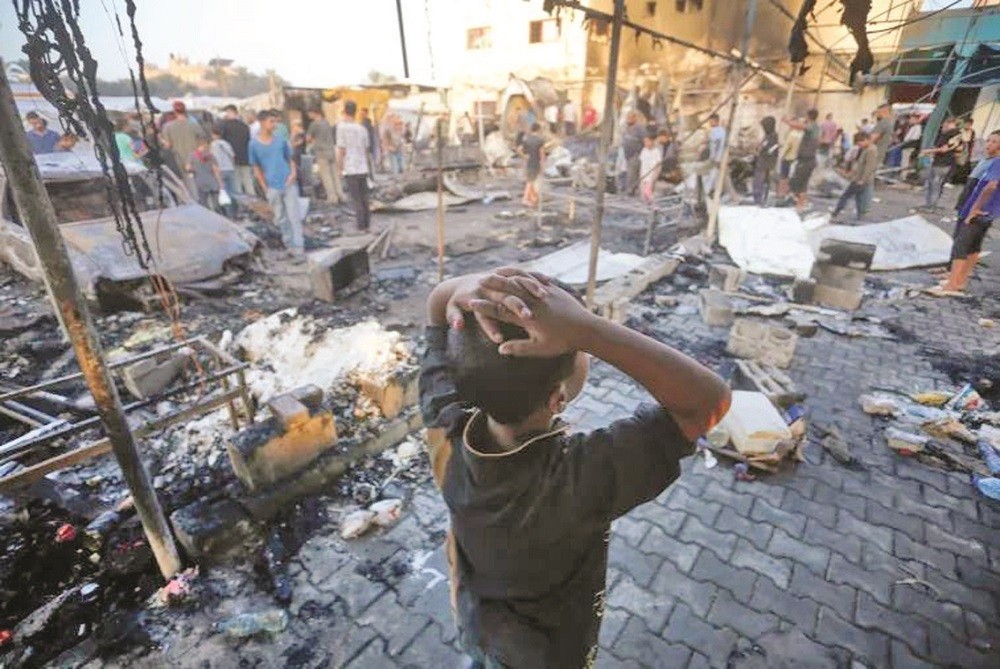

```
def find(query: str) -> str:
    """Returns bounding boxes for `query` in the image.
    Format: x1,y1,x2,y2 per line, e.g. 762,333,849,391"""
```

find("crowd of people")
22,99,395,262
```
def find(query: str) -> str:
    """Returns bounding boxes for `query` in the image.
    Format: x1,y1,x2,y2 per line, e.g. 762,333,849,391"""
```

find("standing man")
337,101,372,232
161,101,205,193
933,130,1000,295
870,103,894,168
249,111,304,259
622,112,646,196
562,99,577,136
920,117,963,208
306,108,343,204
217,105,254,197
705,113,727,194
517,122,546,209
818,113,839,166
25,112,60,154
831,132,876,222
753,116,779,206
544,103,559,134
581,103,598,131
784,109,821,212
381,114,406,175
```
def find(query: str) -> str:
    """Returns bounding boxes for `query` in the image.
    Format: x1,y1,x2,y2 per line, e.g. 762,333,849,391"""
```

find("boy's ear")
547,387,567,415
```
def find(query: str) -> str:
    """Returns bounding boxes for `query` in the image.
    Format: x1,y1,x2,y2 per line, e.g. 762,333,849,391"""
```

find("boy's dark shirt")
418,326,694,668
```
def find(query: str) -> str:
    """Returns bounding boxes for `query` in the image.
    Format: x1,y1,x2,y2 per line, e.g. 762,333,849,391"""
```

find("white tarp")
719,206,952,277
809,215,953,270
718,206,815,279
519,241,646,285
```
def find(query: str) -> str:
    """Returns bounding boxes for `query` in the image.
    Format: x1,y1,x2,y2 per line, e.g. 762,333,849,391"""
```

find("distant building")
145,54,235,93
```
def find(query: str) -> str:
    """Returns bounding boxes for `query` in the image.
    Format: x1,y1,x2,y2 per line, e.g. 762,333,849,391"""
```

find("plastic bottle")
217,609,289,638
977,441,1000,476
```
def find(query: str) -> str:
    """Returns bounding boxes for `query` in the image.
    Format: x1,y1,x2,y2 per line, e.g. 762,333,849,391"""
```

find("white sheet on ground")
719,206,953,277
519,241,646,285
718,206,815,279
809,215,953,270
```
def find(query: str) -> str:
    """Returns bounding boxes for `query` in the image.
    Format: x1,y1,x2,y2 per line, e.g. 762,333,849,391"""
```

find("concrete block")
122,348,191,399
290,384,324,413
170,497,257,559
357,367,419,420
309,247,370,302
732,359,806,407
726,319,798,369
791,277,817,304
808,239,875,312
709,263,743,293
267,393,310,430
227,412,338,491
699,289,735,327
592,255,679,319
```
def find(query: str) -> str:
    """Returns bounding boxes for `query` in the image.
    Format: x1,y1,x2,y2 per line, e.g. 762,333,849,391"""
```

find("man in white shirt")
544,104,559,134
562,100,577,136
336,100,372,231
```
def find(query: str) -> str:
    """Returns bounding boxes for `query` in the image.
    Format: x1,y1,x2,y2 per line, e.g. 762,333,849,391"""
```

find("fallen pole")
585,0,625,307
0,61,181,579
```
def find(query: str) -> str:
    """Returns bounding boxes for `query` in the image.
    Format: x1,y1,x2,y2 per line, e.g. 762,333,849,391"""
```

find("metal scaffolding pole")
585,0,625,307
706,0,758,241
0,62,181,579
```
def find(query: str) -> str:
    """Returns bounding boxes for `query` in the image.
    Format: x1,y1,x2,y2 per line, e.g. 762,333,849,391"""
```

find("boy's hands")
430,268,551,343
470,280,596,357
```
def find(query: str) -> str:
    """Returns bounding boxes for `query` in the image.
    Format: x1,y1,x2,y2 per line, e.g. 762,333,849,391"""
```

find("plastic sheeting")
519,241,646,286
719,206,952,278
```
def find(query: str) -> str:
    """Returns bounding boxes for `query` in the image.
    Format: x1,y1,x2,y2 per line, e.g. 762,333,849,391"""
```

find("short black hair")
344,100,357,117
807,108,819,120
447,320,576,425
222,104,237,113
709,113,720,122
531,122,541,131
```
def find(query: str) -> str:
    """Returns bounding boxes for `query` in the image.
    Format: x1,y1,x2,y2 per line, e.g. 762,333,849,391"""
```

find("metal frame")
0,336,254,493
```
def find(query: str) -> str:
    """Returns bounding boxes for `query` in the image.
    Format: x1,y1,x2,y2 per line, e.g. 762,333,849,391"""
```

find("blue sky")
0,1,976,88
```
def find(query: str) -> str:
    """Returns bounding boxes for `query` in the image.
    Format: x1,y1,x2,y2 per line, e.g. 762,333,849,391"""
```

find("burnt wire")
15,0,156,267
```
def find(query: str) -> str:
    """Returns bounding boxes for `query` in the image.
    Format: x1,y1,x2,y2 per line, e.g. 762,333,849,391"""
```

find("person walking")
217,105,255,197
249,111,304,258
705,113,727,194
306,108,342,204
870,103,893,168
337,101,372,232
920,117,963,208
818,113,839,166
517,123,546,209
162,101,206,194
638,134,661,205
831,132,876,221
562,99,577,136
783,109,821,212
381,114,406,175
753,116,780,206
622,112,646,196
25,112,60,154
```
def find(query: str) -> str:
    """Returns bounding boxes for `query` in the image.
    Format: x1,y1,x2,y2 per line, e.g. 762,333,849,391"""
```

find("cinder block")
726,318,798,368
699,289,734,327
309,247,370,302
813,283,863,311
227,411,338,491
791,277,817,304
267,393,310,430
732,359,806,407
808,239,875,312
357,368,419,419
170,498,257,559
709,264,743,292
122,348,192,399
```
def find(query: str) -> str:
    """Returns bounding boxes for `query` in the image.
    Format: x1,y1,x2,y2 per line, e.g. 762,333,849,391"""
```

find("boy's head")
643,134,655,148
854,131,870,147
211,125,222,139
447,286,589,425
806,108,819,121
986,130,1000,158
196,136,209,149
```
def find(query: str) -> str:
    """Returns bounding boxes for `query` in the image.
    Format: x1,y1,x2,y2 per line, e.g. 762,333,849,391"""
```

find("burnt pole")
585,0,625,306
395,0,410,79
0,61,182,579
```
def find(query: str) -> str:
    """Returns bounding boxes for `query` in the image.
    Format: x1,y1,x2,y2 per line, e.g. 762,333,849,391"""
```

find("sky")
0,0,977,88
0,0,462,87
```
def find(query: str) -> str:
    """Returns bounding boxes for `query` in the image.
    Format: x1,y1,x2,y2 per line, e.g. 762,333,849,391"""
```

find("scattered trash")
352,482,377,505
734,463,756,482
0,629,12,648
911,391,951,407
703,449,719,469
973,476,1000,502
978,441,1000,476
217,609,289,639
340,509,377,539
885,428,929,455
723,391,792,455
260,525,293,606
978,318,995,328
158,567,199,607
921,418,976,444
370,498,403,527
817,424,863,470
55,523,77,544
946,383,983,411
859,394,899,416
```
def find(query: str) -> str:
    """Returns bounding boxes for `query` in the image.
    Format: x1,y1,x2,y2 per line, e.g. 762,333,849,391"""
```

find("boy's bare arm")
472,282,730,440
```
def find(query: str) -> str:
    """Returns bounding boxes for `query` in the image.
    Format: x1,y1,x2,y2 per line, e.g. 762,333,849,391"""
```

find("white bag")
218,189,232,206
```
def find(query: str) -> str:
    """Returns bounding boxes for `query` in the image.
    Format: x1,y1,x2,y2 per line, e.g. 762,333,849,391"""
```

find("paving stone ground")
91,187,1000,668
